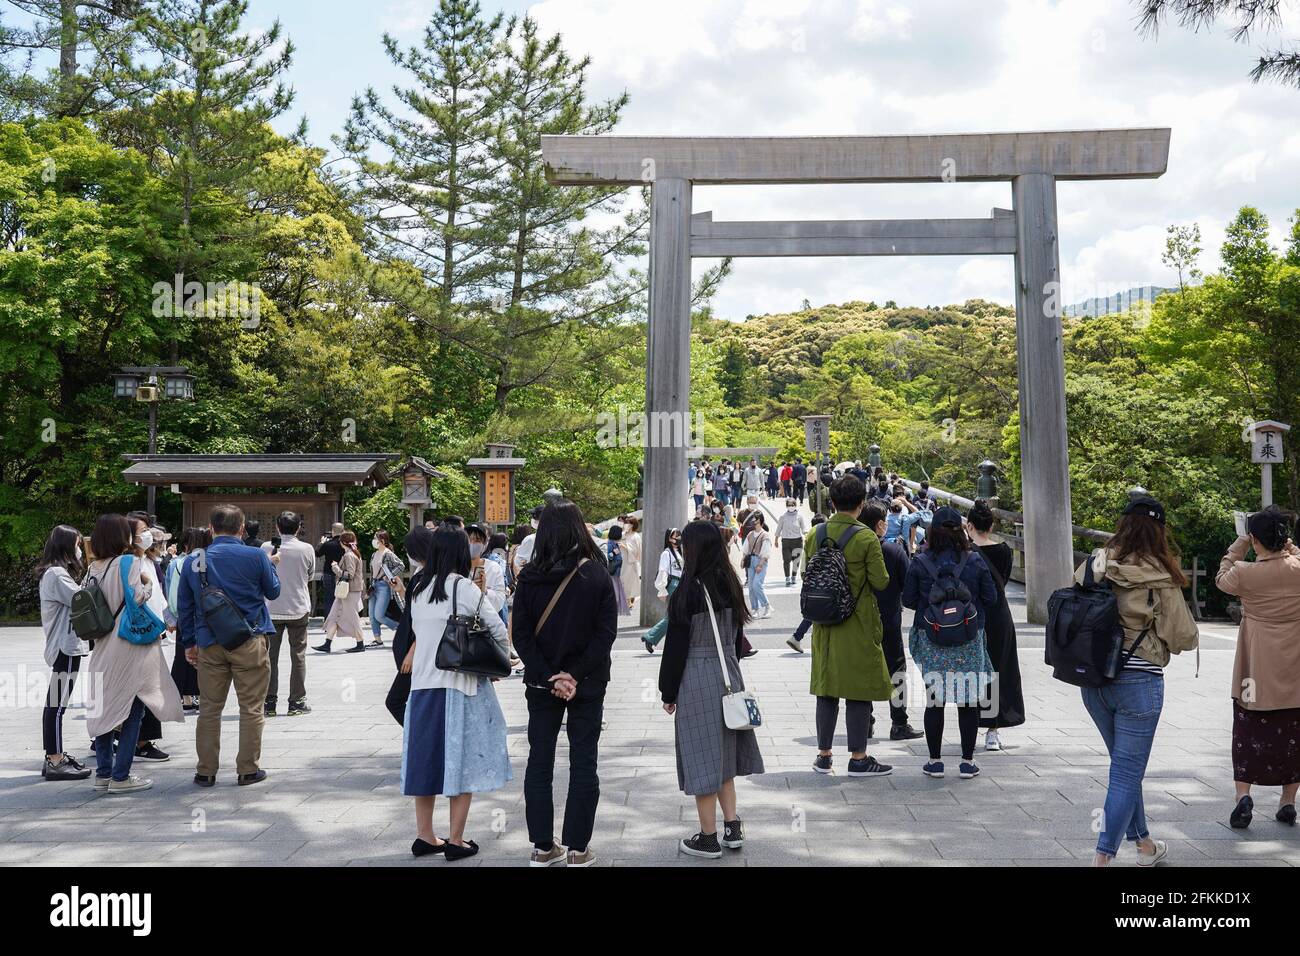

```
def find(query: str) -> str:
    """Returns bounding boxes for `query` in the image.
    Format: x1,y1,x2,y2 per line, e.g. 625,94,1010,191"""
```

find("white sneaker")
107,774,153,794
985,730,1001,751
1135,839,1168,867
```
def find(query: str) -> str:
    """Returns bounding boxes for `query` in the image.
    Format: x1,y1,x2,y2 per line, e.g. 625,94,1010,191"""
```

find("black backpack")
916,552,979,647
1046,556,1152,688
69,556,125,642
799,524,868,625
606,540,623,578
191,549,257,651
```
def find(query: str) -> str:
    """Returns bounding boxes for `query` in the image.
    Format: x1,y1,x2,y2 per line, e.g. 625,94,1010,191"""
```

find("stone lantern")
868,444,881,469
976,460,999,501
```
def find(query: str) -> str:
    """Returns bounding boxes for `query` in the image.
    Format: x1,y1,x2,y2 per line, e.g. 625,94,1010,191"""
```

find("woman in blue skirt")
399,526,512,861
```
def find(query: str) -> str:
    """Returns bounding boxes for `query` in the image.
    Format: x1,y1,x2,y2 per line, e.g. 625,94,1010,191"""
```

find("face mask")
469,543,485,559
372,538,381,549
531,519,539,530
136,531,153,551
75,543,83,562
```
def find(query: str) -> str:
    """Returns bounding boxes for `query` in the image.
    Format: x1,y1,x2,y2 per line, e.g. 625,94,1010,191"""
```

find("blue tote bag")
117,554,166,645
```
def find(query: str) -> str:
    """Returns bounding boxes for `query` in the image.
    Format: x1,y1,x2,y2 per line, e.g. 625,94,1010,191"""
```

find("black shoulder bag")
435,577,510,679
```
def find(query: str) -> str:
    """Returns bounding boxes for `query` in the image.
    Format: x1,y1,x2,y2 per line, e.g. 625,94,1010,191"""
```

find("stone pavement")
1,565,1296,867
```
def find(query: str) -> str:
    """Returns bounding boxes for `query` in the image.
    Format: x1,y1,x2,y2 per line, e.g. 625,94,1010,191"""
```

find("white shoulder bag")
701,587,762,731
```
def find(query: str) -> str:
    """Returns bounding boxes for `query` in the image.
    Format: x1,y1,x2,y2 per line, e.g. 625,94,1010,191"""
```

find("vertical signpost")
399,457,441,532
801,415,831,516
1248,421,1290,507
467,442,526,531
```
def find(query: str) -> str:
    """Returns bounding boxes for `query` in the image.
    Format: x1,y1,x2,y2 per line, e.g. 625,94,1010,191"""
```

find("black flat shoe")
193,774,216,788
1230,794,1254,829
345,643,366,653
312,642,332,654
412,838,446,857
237,769,268,787
443,840,479,861
1277,804,1297,825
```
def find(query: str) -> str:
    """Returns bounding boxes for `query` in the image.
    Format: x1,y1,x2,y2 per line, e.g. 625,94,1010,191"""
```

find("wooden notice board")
483,469,513,524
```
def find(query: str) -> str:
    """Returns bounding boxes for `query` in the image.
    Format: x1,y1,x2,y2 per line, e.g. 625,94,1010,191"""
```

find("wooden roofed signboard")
466,443,526,528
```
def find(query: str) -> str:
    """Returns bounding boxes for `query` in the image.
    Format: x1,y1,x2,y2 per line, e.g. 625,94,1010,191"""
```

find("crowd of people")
29,465,1300,867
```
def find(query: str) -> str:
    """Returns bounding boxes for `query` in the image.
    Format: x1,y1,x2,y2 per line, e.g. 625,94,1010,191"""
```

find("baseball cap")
1121,496,1165,525
931,506,964,528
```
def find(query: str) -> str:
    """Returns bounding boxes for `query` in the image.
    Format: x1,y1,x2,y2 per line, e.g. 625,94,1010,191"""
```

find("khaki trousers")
196,636,271,777
267,615,308,705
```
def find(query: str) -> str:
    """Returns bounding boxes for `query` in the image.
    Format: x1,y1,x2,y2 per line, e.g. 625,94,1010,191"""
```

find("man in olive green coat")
802,474,894,777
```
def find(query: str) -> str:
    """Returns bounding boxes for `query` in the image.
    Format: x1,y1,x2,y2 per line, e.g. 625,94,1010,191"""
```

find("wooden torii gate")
543,129,1171,624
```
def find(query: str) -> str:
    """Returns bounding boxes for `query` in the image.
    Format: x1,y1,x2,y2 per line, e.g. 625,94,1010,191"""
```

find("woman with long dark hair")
902,507,998,781
512,501,617,867
384,526,434,726
642,527,682,654
1215,505,1300,830
37,524,91,780
965,499,1025,750
1076,496,1198,866
399,526,512,861
659,520,764,859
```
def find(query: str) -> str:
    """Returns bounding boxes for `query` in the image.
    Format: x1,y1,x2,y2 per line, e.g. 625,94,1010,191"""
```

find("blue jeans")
748,562,769,610
1081,671,1164,857
368,580,401,639
95,697,146,782
643,577,679,647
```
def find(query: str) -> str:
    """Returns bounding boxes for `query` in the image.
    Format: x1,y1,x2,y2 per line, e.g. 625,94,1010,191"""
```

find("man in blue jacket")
179,504,280,787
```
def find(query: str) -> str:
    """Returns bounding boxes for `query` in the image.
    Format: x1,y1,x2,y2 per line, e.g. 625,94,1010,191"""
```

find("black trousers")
816,696,870,753
866,620,910,726
524,682,605,852
780,538,802,579
793,480,806,504
43,652,81,755
924,704,981,761
320,570,336,620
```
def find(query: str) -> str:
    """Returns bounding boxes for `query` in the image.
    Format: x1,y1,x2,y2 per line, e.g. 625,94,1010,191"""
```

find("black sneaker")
679,832,722,859
1277,804,1297,826
134,743,170,762
312,641,332,654
1230,795,1254,829
890,722,924,741
264,701,277,717
812,754,833,774
847,756,893,777
344,642,365,654
287,700,312,716
722,819,744,849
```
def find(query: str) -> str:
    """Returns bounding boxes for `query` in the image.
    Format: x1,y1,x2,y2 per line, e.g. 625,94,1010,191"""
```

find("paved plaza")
3,548,1297,868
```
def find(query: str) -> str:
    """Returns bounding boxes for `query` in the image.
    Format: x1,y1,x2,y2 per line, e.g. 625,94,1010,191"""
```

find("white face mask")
136,531,153,551
372,538,381,550
530,519,539,530
75,543,83,562
469,542,485,559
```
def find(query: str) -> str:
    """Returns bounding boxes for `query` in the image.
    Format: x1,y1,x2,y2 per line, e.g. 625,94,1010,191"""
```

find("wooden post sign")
1247,420,1290,507
467,442,526,530
399,456,443,532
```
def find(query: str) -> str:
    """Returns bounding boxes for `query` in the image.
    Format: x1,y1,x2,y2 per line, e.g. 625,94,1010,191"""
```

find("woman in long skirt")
605,524,630,616
620,516,642,611
659,520,764,859
966,500,1025,751
400,527,512,860
314,531,366,654
1216,507,1300,828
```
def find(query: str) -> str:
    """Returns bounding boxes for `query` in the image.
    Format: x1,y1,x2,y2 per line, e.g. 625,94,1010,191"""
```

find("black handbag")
435,578,510,679
194,549,256,651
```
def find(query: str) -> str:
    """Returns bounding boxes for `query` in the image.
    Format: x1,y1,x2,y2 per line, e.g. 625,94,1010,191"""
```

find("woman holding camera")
1216,506,1300,829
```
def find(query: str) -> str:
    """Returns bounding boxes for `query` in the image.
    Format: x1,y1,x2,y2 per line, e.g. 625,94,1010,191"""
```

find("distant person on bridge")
860,503,923,741
712,465,731,507
765,462,780,500
779,461,793,497
1215,506,1300,831
743,459,764,499
742,513,773,619
642,528,683,654
775,499,809,588
792,459,808,504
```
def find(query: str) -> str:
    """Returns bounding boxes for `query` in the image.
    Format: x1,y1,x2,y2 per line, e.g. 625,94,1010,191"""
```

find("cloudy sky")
254,0,1300,319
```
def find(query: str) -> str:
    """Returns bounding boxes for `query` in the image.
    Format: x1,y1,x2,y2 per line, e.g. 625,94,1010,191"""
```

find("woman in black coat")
965,499,1025,750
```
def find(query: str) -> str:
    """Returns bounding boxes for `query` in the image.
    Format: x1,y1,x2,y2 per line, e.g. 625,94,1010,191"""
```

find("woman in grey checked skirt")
659,521,764,859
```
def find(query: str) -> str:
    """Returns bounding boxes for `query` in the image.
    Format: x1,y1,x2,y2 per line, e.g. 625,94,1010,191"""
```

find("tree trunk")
57,0,79,118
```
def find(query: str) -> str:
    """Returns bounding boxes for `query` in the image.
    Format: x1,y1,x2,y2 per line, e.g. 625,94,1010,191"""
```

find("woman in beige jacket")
315,530,367,654
1075,496,1199,867
1215,506,1300,829
83,514,184,794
